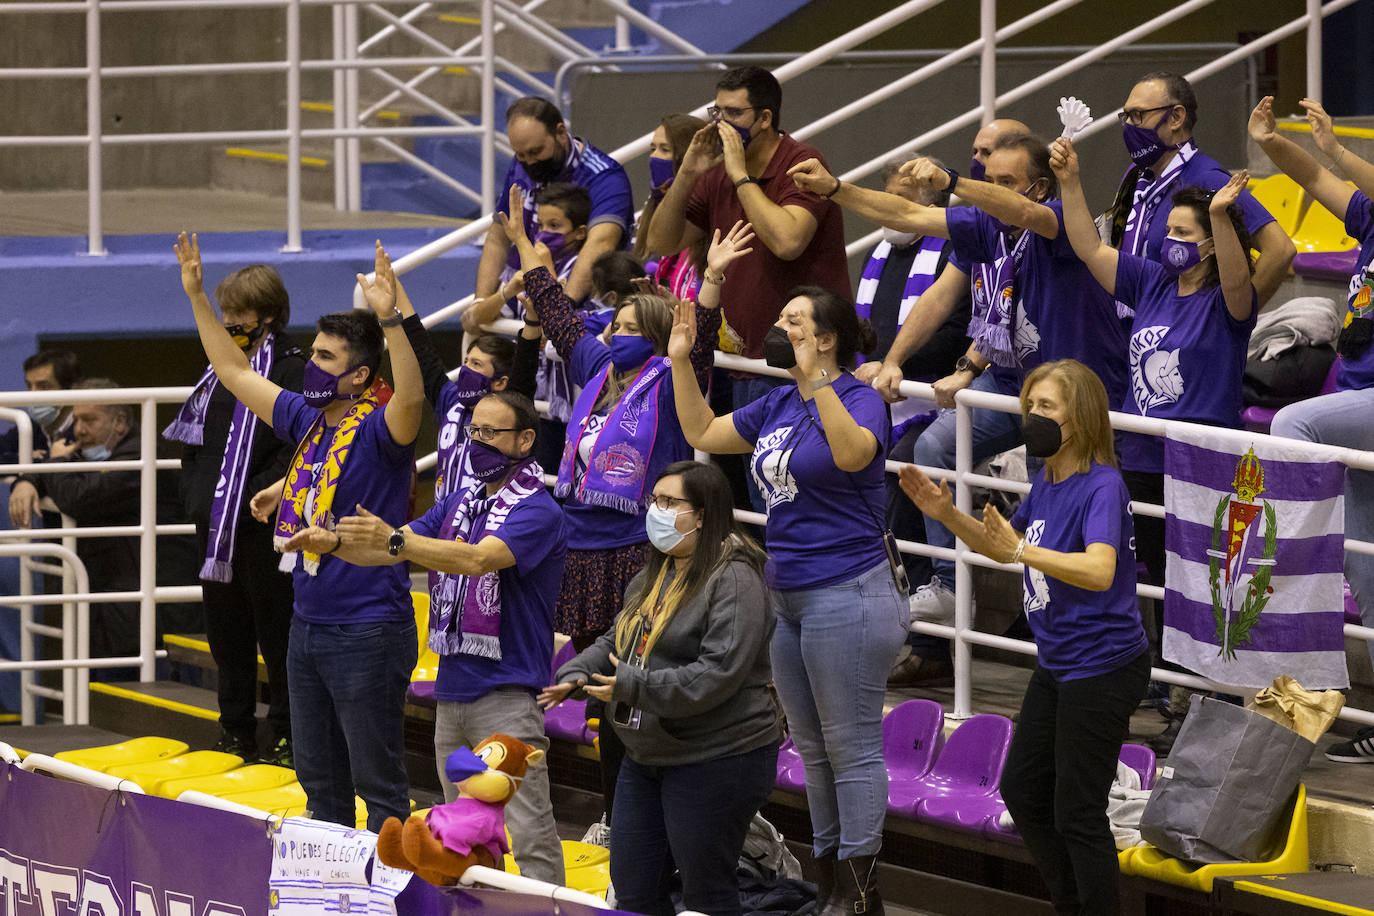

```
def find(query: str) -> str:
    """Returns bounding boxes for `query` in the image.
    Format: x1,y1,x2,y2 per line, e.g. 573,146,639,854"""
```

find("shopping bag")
1138,696,1313,863
1249,674,1344,742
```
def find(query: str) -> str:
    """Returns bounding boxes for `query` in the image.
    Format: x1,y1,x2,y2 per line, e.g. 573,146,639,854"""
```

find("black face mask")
763,325,797,369
524,150,564,183
1023,413,1064,458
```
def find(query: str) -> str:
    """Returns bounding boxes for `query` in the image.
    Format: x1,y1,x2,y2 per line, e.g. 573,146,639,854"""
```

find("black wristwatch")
954,356,985,377
941,166,960,193
387,529,406,557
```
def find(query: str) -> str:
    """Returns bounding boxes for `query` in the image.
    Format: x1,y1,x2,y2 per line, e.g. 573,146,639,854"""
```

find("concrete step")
211,146,338,201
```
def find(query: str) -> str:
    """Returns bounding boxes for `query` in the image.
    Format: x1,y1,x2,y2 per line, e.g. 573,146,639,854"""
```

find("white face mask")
645,503,690,552
881,226,918,247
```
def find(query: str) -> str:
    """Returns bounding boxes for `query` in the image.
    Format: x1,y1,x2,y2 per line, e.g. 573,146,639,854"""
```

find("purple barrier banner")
0,762,271,916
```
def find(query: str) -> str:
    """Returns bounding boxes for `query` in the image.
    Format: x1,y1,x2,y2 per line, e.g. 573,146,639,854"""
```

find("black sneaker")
1324,726,1374,764
213,732,257,760
260,736,294,769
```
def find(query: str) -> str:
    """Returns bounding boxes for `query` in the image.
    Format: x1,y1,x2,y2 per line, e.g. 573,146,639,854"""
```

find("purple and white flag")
1164,427,1349,688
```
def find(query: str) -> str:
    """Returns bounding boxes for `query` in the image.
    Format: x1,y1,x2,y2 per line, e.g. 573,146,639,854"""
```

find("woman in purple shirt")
668,287,907,916
901,359,1149,916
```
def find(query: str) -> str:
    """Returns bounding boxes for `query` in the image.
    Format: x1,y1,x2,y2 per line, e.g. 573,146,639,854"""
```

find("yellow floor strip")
438,14,480,24
224,148,330,168
163,633,266,666
443,66,470,75
1232,880,1374,915
300,101,402,121
1280,122,1374,140
89,683,220,722
0,713,19,724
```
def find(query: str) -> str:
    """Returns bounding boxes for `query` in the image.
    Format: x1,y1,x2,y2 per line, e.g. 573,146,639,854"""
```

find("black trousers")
198,521,294,742
1000,652,1150,916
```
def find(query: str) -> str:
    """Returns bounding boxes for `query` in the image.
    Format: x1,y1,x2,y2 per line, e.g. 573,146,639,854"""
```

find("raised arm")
1049,138,1119,294
176,232,282,427
717,124,814,261
395,277,453,409
788,158,949,239
790,324,878,473
1209,171,1258,322
358,242,424,447
1248,95,1357,228
904,157,1060,240
667,296,752,454
644,123,715,257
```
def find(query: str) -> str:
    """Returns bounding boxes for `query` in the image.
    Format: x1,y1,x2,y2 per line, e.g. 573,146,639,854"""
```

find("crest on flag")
1163,429,1349,689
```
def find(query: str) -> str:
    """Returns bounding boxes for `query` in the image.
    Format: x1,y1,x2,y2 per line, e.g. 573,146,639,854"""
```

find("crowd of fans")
7,62,1374,916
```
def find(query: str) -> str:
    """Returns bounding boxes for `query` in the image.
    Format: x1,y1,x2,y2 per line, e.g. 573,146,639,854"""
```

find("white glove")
1057,96,1092,142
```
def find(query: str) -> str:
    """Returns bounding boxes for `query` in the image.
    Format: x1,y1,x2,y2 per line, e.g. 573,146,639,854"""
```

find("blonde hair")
614,563,688,660
1019,359,1116,473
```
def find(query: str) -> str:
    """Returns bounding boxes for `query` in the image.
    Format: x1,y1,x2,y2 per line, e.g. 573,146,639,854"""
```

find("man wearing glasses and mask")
1106,71,1292,306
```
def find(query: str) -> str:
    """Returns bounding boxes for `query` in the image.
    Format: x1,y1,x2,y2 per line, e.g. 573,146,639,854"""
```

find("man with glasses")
645,65,850,394
292,390,567,885
1107,71,1292,306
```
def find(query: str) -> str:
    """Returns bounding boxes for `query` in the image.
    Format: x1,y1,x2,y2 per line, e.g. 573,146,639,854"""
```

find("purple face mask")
1122,122,1177,169
302,360,360,408
533,229,569,255
1159,236,1206,276
719,119,752,150
610,334,656,372
467,439,517,484
968,157,987,182
453,365,492,408
649,156,676,198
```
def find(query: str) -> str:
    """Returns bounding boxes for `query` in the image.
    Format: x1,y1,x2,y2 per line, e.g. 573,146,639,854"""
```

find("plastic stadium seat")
412,591,440,682
884,699,947,812
1123,784,1308,892
890,713,1011,820
562,840,609,871
106,750,244,796
1118,743,1156,790
1241,360,1340,434
1248,173,1306,237
220,782,309,817
1291,247,1360,282
1292,199,1358,253
544,641,594,746
56,737,189,772
775,735,805,793
163,763,297,800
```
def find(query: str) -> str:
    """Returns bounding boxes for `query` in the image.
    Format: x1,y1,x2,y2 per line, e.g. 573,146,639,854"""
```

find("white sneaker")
908,577,959,628
580,814,611,847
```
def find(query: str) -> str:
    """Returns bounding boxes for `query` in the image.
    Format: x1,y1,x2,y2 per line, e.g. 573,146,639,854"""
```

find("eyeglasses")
1116,104,1180,126
464,425,519,442
706,105,758,122
650,494,695,512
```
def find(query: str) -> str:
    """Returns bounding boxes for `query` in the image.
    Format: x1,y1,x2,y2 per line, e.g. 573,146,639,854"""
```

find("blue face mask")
25,405,59,428
444,746,488,784
83,445,111,461
610,334,656,372
645,503,690,553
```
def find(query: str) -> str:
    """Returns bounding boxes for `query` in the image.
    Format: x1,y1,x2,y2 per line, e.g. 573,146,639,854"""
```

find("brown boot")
886,655,953,689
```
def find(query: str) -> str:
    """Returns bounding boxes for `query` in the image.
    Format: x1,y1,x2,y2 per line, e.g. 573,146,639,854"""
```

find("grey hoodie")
556,556,782,767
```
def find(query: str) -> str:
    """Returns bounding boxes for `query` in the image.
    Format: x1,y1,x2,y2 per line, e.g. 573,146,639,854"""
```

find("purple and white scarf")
162,334,276,583
434,374,490,501
1116,140,1198,320
429,456,547,659
500,258,579,421
556,356,670,515
967,229,1033,368
855,236,947,357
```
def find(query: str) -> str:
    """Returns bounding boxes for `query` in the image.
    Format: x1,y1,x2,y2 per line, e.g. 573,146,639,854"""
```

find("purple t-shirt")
1009,463,1148,680
1114,253,1257,473
945,201,1128,408
1339,190,1374,391
272,391,414,624
409,487,567,702
731,375,890,590
1131,150,1277,266
561,335,693,551
498,137,634,270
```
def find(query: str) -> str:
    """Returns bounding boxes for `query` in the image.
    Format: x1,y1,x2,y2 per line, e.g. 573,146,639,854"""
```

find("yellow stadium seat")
502,853,520,874
411,591,440,681
1292,200,1358,253
565,861,611,899
55,737,189,773
1248,173,1306,237
106,750,243,796
221,782,309,817
562,840,610,871
1124,784,1308,893
163,763,297,800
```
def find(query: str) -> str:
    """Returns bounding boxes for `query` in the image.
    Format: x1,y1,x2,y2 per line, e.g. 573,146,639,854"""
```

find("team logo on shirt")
1130,325,1185,413
1022,520,1050,614
753,426,799,508
1204,447,1277,660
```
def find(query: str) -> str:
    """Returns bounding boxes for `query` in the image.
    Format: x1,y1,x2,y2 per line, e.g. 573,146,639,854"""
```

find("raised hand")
897,157,949,192
174,231,204,297
336,505,393,552
897,465,953,522
667,294,696,364
1300,97,1342,160
250,478,285,523
498,185,531,244
980,503,1021,563
356,240,398,316
1048,137,1079,183
706,220,755,276
1211,169,1249,215
718,121,748,184
281,525,339,555
679,122,722,177
1248,95,1278,145
787,158,838,196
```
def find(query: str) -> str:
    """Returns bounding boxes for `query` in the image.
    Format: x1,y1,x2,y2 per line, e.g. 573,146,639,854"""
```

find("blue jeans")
910,370,1025,586
610,743,778,916
771,561,908,859
1273,388,1374,667
287,616,416,830
732,373,790,513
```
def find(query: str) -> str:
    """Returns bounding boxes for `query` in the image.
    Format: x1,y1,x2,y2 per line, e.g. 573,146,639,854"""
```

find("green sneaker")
261,736,294,769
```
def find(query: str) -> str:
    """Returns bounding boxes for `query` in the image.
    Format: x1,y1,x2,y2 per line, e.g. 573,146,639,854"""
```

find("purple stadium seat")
892,713,1012,820
884,699,947,812
1241,361,1341,433
406,680,437,708
776,735,806,793
1119,743,1156,790
544,641,593,745
1291,248,1360,282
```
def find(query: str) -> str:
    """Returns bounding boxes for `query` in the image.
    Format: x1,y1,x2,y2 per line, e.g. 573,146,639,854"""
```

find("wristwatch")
954,356,985,378
941,166,960,192
387,529,406,557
